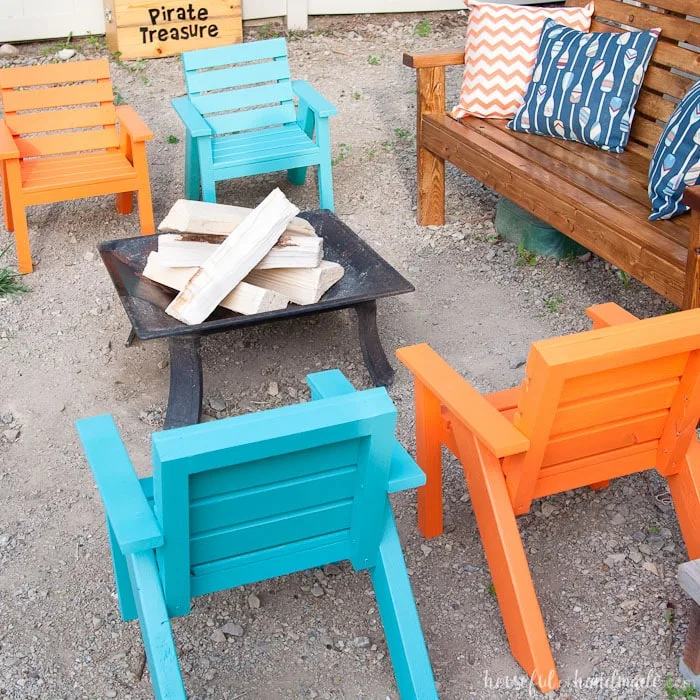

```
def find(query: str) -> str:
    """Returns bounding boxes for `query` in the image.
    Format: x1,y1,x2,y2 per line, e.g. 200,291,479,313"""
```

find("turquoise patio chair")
172,38,337,210
76,370,438,699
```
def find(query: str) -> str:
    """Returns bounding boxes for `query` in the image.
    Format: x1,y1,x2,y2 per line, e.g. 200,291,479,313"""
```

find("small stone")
541,503,556,517
463,564,481,573
573,605,582,613
311,583,325,598
578,252,592,263
248,592,261,609
353,636,370,648
92,616,104,630
57,48,76,60
631,531,646,542
604,553,626,567
267,381,279,396
83,251,95,262
0,44,19,57
221,622,244,637
460,493,470,503
611,513,626,525
211,629,226,643
157,359,169,370
420,544,432,556
287,386,298,398
639,543,653,555
0,411,13,424
629,550,643,564
323,564,341,576
508,356,527,370
2,429,20,443
209,397,226,412
105,691,117,699
642,561,658,576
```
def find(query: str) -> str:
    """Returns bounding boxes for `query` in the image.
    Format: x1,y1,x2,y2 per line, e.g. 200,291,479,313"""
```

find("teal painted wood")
370,502,438,700
306,370,427,493
173,38,336,210
126,550,186,699
76,370,436,698
107,518,137,622
75,415,163,554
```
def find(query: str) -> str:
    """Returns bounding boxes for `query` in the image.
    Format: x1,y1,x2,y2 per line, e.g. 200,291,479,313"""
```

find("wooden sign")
103,0,242,60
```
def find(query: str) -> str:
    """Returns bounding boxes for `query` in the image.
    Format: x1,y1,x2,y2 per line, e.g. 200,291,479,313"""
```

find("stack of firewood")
143,190,344,325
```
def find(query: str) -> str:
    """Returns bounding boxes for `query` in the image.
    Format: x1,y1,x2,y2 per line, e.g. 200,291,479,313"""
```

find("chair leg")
108,519,138,621
11,199,32,274
184,133,201,200
369,504,438,700
315,118,334,212
197,138,217,203
1,161,13,232
453,424,559,693
667,443,700,559
116,191,134,215
130,142,155,235
126,550,186,699
288,102,313,186
414,378,444,539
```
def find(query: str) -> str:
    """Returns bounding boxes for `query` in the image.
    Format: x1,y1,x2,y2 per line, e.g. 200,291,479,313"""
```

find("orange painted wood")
414,378,445,539
4,105,117,135
1,82,115,113
452,423,559,693
116,105,154,143
0,58,154,273
403,50,464,69
396,344,530,458
585,303,639,329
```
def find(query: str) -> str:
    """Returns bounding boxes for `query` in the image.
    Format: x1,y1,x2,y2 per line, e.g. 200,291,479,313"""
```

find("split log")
158,199,316,238
246,261,344,305
166,188,299,325
157,232,323,269
143,252,288,315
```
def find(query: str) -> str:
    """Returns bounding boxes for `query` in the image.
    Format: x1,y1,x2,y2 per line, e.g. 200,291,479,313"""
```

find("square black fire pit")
99,210,414,429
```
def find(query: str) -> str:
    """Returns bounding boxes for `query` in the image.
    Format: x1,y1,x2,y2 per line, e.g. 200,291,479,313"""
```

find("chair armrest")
0,120,19,160
291,80,338,118
586,303,639,329
403,50,464,69
397,344,530,458
684,186,700,212
306,370,426,492
75,415,163,554
115,105,153,142
170,96,213,138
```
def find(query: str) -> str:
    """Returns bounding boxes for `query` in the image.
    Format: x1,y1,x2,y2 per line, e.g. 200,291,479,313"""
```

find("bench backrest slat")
567,0,699,157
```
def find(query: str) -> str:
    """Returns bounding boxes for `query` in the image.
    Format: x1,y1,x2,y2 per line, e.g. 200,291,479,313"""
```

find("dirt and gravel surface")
0,11,695,699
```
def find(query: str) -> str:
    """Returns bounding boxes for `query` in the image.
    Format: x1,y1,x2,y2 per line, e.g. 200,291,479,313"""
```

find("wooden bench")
405,0,700,308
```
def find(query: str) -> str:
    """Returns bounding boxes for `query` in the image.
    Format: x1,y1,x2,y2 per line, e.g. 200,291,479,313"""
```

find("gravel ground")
0,12,694,699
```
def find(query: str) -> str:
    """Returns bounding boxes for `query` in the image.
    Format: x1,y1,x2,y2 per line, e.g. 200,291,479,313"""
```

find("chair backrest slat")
181,37,296,136
1,81,114,113
4,104,117,135
152,388,396,613
507,310,700,510
0,58,111,89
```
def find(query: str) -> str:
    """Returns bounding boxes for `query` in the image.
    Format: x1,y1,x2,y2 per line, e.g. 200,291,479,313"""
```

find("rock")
611,513,626,525
287,386,297,398
248,592,261,609
157,359,169,370
642,561,658,576
0,44,19,57
628,550,643,564
105,691,117,699
323,564,341,576
353,636,370,648
639,543,653,555
578,252,592,262
91,615,104,630
604,553,626,567
2,429,20,443
83,251,95,262
541,502,556,517
221,622,244,637
211,629,226,643
267,381,279,396
209,397,226,412
57,48,76,60
420,544,432,556
508,356,527,370
310,583,324,598
463,564,481,573
0,411,13,424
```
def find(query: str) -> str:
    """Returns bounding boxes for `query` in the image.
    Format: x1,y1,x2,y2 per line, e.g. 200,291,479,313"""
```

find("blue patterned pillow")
648,80,700,221
508,20,660,153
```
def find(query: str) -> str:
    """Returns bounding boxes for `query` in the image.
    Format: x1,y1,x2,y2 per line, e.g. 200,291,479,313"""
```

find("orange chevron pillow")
452,0,594,120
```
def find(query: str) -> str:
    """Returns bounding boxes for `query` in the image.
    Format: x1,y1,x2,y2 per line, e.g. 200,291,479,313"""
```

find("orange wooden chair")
397,303,700,693
0,59,155,274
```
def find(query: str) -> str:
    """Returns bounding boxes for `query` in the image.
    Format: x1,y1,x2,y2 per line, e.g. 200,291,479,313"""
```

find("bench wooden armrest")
586,303,640,329
684,186,700,212
171,96,213,138
0,119,19,160
403,50,464,69
76,415,164,554
397,344,530,458
115,105,153,142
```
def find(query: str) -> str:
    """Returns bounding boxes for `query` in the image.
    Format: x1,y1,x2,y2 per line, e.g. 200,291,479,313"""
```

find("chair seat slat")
17,129,120,158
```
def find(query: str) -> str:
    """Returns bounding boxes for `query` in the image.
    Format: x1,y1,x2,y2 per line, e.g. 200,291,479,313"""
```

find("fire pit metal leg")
354,300,395,387
164,334,203,430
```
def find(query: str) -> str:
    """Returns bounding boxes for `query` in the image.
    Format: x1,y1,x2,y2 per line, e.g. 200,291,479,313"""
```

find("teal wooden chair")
172,38,337,210
76,370,437,699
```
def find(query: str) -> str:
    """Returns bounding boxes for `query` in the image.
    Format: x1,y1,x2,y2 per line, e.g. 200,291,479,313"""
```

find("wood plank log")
245,261,344,305
143,252,288,315
158,199,316,238
157,232,323,269
165,188,299,325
